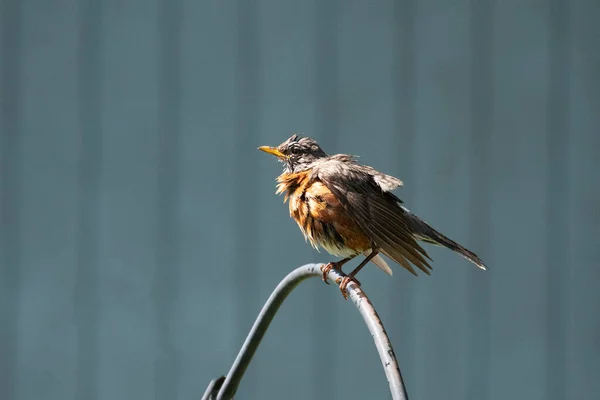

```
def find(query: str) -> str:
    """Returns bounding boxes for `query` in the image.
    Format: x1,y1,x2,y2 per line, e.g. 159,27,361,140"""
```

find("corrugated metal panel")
0,0,598,399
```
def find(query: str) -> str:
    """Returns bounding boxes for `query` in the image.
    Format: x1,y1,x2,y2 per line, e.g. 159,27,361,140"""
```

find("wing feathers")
343,191,432,273
380,249,417,276
315,162,433,276
312,158,487,275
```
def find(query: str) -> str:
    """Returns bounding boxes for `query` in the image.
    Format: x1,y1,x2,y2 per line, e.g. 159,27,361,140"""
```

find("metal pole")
201,263,409,400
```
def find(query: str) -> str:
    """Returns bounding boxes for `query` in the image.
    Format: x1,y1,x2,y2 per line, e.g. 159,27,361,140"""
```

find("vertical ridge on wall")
0,1,22,398
233,0,261,396
566,2,600,397
154,0,183,398
75,0,103,398
313,1,339,398
314,0,339,148
468,0,492,398
391,0,417,387
546,0,570,399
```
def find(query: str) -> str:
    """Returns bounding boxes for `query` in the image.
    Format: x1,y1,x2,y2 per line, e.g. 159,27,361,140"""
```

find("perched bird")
259,134,487,299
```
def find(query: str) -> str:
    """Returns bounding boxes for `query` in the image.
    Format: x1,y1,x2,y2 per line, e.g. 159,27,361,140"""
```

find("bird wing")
311,157,432,276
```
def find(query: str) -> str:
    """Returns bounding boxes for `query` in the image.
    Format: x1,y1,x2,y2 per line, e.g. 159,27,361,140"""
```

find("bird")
259,134,487,299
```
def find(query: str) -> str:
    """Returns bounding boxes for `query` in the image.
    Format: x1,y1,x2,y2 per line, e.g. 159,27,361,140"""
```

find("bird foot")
339,276,361,300
320,262,337,284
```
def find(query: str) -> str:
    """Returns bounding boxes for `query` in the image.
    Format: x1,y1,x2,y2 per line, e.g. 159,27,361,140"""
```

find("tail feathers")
366,251,394,276
403,208,488,270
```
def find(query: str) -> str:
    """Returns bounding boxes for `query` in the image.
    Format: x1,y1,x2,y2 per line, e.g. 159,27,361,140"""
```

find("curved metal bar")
207,263,408,400
201,376,225,400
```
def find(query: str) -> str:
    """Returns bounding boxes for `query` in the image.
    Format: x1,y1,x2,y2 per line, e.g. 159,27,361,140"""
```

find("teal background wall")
1,0,598,399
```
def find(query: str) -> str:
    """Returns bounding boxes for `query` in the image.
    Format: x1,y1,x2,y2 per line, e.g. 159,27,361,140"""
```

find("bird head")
259,134,327,173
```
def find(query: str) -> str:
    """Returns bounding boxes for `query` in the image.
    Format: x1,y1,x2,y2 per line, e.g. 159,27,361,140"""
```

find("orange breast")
276,171,371,257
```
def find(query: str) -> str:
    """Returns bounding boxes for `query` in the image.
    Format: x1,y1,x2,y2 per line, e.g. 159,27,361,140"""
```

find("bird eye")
289,146,300,154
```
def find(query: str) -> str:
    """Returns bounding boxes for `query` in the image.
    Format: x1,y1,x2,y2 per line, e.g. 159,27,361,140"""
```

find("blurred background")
1,0,598,399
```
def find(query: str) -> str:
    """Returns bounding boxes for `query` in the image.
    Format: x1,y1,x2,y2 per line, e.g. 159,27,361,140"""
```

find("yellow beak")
258,146,286,159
